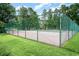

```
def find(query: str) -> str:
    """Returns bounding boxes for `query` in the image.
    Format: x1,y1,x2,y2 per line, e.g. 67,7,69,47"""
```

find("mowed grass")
64,33,79,53
0,34,79,56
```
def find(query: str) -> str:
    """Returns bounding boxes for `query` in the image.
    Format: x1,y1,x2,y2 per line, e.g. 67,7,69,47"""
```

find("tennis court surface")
7,30,73,46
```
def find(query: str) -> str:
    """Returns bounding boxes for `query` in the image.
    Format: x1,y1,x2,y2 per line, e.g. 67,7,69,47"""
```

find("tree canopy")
0,3,15,23
18,7,39,30
60,3,79,25
0,3,15,33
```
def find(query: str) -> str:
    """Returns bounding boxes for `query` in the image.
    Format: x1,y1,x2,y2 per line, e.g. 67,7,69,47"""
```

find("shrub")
0,21,6,33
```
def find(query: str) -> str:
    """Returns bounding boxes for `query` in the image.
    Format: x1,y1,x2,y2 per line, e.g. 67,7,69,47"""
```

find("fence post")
68,20,70,40
72,22,74,36
59,13,62,47
25,27,27,38
17,21,19,36
37,29,38,41
37,22,39,42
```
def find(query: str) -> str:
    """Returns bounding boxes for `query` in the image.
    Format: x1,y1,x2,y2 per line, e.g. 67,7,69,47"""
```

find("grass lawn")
0,34,79,56
64,33,79,53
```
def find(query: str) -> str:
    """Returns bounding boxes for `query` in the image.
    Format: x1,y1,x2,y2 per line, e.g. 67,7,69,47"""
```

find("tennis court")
6,13,79,47
7,30,74,46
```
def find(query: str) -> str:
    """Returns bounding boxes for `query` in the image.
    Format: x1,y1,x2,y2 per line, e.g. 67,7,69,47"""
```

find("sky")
11,3,72,15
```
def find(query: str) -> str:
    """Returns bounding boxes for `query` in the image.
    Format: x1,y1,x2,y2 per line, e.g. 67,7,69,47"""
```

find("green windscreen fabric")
61,14,79,32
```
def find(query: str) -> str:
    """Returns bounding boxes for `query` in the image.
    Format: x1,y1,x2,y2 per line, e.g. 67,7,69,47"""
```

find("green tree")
60,5,68,14
19,6,28,30
46,9,54,29
54,9,60,29
42,9,47,19
45,9,60,29
0,3,15,23
0,3,15,33
60,3,79,25
42,9,47,29
68,3,79,25
28,7,39,30
18,7,39,30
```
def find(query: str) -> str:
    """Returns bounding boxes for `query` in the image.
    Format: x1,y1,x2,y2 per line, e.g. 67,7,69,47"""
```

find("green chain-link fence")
5,12,79,47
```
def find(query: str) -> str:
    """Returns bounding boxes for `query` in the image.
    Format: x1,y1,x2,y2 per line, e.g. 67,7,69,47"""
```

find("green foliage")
0,21,5,27
18,7,28,30
60,3,79,25
68,3,79,25
0,3,15,23
42,9,47,19
60,5,68,14
18,7,39,30
41,9,60,29
0,3,15,33
0,21,6,33
46,9,53,29
41,9,47,29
